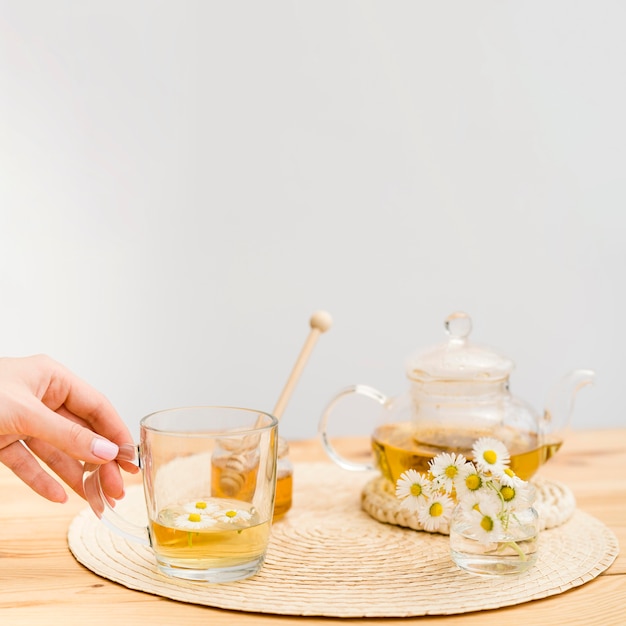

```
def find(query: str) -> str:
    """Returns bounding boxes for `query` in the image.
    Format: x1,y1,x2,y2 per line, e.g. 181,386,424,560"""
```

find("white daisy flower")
499,467,525,489
471,437,510,476
457,490,483,516
454,462,485,500
495,480,534,514
395,469,431,512
467,493,504,544
428,452,468,494
183,500,221,515
473,488,503,516
173,512,218,530
214,508,253,524
417,493,454,533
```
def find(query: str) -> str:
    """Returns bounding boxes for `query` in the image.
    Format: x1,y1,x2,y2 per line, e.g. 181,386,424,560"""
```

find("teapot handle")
318,384,388,472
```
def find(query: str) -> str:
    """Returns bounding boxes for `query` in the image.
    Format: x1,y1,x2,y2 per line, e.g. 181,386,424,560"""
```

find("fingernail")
92,438,120,461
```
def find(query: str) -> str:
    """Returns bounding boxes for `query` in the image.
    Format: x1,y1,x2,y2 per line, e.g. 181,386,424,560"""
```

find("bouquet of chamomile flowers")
395,437,534,543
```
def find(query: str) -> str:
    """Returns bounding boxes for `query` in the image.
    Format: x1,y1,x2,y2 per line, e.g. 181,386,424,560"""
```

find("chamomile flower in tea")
184,500,220,514
215,508,253,524
173,512,218,530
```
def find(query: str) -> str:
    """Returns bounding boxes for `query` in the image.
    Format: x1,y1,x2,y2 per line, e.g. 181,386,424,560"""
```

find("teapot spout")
542,369,596,437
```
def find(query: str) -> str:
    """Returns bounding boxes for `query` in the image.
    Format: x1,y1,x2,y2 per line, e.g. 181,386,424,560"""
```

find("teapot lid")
405,312,514,382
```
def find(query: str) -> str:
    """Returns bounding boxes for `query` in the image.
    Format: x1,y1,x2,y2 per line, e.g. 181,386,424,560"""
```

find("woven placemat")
362,474,577,534
68,462,619,618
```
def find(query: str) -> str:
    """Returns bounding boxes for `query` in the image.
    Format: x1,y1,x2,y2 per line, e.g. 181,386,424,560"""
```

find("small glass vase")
450,504,539,576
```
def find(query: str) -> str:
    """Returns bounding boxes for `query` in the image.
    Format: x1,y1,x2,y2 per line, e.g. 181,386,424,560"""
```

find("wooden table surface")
0,428,624,625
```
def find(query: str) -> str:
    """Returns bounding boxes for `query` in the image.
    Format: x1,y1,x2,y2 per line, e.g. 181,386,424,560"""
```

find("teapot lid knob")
445,311,472,340
405,311,514,382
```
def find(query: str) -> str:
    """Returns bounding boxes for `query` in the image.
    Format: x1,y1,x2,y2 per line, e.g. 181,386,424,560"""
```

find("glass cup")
83,406,278,583
449,503,539,576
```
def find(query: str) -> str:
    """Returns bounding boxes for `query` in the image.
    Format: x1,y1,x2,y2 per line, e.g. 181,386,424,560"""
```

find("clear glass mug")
83,406,278,583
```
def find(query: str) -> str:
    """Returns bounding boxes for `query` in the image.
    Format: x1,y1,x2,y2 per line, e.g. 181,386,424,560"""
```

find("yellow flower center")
188,513,202,522
465,474,481,491
504,468,515,478
445,465,458,479
483,450,497,465
225,510,237,518
410,483,423,497
429,502,444,518
480,515,494,532
501,486,515,501
195,501,207,509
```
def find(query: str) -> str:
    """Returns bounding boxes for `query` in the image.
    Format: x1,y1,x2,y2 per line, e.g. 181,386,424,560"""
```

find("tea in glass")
150,497,271,575
84,406,278,583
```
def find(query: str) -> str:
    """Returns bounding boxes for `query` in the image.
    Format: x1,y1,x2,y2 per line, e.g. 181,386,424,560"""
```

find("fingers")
0,439,68,503
54,405,139,475
0,355,137,503
37,357,134,450
97,458,126,500
19,405,133,500
14,397,121,466
23,436,86,498
4,399,137,502
27,437,126,500
0,355,131,464
2,436,127,502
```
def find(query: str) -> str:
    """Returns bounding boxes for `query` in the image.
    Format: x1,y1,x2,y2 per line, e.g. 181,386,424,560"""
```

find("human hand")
0,354,137,503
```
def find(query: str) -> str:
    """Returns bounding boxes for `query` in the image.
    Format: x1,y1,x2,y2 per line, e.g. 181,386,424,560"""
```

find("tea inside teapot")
372,421,561,483
319,312,594,483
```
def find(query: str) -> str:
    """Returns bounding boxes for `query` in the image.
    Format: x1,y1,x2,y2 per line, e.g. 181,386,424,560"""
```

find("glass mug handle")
318,384,388,472
83,443,150,546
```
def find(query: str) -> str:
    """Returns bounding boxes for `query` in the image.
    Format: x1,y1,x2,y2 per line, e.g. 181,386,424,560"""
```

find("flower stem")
499,541,527,561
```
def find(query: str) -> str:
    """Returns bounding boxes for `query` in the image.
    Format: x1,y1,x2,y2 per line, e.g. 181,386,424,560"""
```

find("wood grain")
1,428,624,625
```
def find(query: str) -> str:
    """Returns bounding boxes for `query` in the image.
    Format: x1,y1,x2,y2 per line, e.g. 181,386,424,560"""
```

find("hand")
0,354,137,503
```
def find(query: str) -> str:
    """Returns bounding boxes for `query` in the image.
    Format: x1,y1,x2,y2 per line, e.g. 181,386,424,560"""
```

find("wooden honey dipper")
218,310,333,496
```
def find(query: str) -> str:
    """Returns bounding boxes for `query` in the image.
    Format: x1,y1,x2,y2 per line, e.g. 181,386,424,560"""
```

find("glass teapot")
319,312,595,483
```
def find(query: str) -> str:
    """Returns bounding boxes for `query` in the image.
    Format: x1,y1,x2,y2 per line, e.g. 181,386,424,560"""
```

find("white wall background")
1,1,624,443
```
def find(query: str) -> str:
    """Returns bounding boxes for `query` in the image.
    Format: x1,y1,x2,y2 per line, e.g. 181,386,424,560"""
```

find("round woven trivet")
362,474,577,534
68,462,619,618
